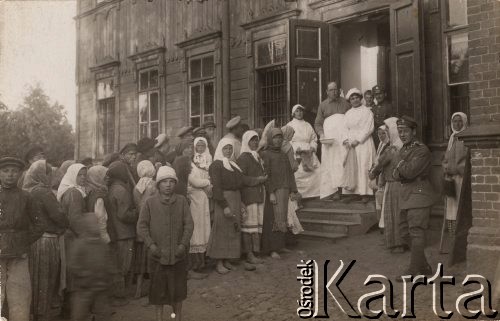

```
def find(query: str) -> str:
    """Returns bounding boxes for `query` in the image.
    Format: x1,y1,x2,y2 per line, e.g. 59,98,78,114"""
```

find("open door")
390,0,426,138
289,19,329,126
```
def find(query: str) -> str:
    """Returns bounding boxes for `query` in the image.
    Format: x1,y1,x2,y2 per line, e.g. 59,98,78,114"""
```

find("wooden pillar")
221,0,230,126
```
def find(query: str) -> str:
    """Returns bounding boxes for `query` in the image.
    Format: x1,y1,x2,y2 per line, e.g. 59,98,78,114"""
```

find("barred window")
188,55,215,127
138,69,160,139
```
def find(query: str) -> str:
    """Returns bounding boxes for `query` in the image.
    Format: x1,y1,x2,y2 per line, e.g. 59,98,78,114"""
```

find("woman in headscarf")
260,128,299,259
236,131,268,265
286,104,321,198
56,162,88,315
106,161,138,304
133,160,157,298
187,137,212,278
342,88,376,203
86,165,110,243
371,124,391,230
369,118,405,253
24,159,69,321
442,112,469,251
207,138,248,274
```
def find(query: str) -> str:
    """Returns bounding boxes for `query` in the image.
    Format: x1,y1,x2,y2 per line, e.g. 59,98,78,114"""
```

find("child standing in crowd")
137,166,193,321
68,213,116,321
187,137,212,279
237,131,268,265
261,128,299,259
133,160,158,298
0,157,44,321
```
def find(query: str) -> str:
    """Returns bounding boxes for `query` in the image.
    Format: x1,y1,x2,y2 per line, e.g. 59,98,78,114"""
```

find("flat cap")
0,157,25,170
226,116,241,129
371,85,385,94
193,126,207,137
397,115,418,129
154,133,169,148
202,120,216,129
176,126,194,138
119,143,138,154
137,137,156,154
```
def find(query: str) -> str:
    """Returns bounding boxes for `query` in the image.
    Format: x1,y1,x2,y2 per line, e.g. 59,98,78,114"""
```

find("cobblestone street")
103,228,480,321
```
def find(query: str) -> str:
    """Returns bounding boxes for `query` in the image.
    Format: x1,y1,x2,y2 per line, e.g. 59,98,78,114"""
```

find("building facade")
75,0,500,278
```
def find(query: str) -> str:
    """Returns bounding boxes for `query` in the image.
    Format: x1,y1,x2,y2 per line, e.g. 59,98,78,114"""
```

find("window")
258,65,288,127
256,37,287,69
188,55,215,127
98,98,115,155
138,69,160,139
97,79,115,156
444,0,469,117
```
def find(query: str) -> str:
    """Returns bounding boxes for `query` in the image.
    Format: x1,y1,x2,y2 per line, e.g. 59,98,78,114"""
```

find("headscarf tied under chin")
280,125,295,154
241,130,262,165
214,137,242,172
57,163,87,202
87,165,108,196
23,159,51,193
193,137,212,170
267,128,284,151
376,125,390,157
448,112,468,151
135,160,156,194
384,117,403,150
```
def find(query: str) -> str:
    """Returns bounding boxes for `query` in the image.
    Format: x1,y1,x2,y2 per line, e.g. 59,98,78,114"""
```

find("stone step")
300,218,360,235
297,207,373,224
302,198,376,211
299,230,348,242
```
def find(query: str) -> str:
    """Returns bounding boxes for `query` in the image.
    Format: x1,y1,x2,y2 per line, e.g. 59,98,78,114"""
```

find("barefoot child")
137,166,193,321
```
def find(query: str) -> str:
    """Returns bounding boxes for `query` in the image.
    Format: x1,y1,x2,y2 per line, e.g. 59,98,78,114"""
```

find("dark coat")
108,182,138,241
236,152,265,205
0,186,43,258
31,186,68,235
260,147,297,194
393,140,437,209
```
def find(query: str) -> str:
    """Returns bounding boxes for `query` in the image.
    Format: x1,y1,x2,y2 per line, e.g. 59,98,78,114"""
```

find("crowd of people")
0,81,469,321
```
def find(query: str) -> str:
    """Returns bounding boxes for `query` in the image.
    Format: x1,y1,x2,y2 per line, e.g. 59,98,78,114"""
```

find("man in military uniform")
371,85,392,147
393,116,436,279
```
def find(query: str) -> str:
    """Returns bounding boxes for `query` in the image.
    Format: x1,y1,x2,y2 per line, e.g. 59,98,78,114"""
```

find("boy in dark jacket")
69,213,116,321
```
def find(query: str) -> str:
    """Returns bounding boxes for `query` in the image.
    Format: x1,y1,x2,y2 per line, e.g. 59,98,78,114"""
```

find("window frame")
97,97,115,155
137,68,161,139
187,54,216,127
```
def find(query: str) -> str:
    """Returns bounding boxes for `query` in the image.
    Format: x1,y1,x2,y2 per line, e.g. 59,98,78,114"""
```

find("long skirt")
133,241,150,275
149,259,187,305
30,234,60,321
242,202,264,253
206,190,242,259
445,174,463,221
381,181,403,249
261,190,286,254
188,188,211,254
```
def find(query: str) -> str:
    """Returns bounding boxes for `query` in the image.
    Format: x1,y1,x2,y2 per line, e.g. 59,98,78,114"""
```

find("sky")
0,0,77,127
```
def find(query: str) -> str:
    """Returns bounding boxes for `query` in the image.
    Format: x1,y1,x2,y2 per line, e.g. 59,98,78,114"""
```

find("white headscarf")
376,125,390,157
241,130,262,165
384,117,403,150
193,137,212,170
214,137,242,172
291,104,305,116
136,160,156,194
448,112,468,151
57,163,87,202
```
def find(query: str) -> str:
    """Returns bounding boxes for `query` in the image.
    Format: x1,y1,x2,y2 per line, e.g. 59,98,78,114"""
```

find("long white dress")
286,118,321,198
342,106,376,196
187,163,211,253
319,114,348,199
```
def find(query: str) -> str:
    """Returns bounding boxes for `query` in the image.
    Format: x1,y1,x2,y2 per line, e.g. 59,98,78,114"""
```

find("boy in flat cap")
18,145,46,188
119,143,139,185
393,116,436,279
0,157,44,321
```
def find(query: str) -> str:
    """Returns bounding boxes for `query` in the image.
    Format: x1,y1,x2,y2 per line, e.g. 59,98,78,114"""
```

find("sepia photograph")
0,0,499,320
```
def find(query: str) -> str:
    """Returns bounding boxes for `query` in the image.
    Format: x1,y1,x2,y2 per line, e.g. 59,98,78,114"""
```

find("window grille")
98,98,115,155
258,65,288,127
188,55,215,127
138,69,160,138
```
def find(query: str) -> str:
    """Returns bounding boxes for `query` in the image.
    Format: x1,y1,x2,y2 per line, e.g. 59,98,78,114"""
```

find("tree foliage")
0,85,75,166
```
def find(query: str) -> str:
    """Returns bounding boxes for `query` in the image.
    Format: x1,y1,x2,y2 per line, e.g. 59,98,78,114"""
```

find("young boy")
0,156,43,321
137,166,193,321
68,213,116,321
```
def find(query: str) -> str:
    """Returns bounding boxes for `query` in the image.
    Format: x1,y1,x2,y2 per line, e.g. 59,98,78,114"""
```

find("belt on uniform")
400,176,427,184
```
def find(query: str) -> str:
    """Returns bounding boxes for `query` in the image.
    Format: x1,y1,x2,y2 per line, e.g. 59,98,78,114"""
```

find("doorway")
335,12,391,104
